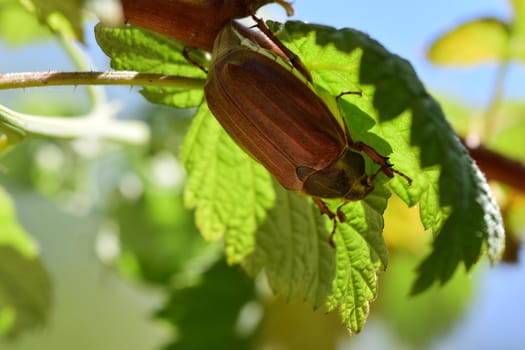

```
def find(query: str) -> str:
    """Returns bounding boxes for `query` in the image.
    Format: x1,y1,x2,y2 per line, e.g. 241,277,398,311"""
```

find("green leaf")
182,104,335,310
157,258,257,349
0,188,51,339
273,21,503,292
326,186,389,332
243,188,335,309
24,0,85,41
181,104,276,263
95,24,206,108
427,18,510,66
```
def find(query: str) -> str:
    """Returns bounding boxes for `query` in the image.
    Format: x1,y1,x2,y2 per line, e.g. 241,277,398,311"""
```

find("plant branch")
58,33,106,108
0,103,149,145
462,138,525,193
0,71,206,90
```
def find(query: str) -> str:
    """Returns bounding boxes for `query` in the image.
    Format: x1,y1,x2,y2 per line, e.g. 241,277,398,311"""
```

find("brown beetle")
204,21,410,240
121,0,294,51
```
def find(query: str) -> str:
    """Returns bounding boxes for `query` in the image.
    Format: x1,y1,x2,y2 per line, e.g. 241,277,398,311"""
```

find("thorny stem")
0,70,204,144
58,33,105,108
0,71,206,90
0,31,204,146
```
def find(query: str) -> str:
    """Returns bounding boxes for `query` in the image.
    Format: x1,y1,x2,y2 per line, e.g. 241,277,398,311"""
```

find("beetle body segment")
205,22,376,200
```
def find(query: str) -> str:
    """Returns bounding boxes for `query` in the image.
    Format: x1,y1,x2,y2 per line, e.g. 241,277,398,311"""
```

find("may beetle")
204,21,410,241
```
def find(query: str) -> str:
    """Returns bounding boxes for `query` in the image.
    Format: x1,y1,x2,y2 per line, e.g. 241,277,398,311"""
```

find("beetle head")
298,148,374,201
342,172,374,200
338,149,375,200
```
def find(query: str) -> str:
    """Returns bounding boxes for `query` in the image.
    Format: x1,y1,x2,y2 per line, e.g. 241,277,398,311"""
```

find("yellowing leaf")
510,0,525,60
427,18,510,66
510,0,525,36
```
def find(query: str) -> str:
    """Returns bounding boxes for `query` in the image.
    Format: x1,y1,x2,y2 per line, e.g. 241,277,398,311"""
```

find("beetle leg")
328,227,337,248
251,15,312,82
313,197,338,248
351,141,394,176
336,91,363,99
336,91,412,183
336,204,347,222
349,141,413,184
389,168,413,184
313,197,335,219
336,91,364,144
368,164,387,183
355,141,414,185
328,202,352,247
337,92,386,159
182,47,208,73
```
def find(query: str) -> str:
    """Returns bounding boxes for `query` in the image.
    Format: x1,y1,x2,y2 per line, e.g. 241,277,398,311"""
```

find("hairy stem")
58,34,106,107
0,71,206,90
0,70,204,145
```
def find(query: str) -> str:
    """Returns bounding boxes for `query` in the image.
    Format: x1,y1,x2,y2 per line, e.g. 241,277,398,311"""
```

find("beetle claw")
392,169,413,185
350,141,412,185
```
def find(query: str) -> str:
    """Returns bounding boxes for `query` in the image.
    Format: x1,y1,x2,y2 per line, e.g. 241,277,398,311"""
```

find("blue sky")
284,0,521,107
